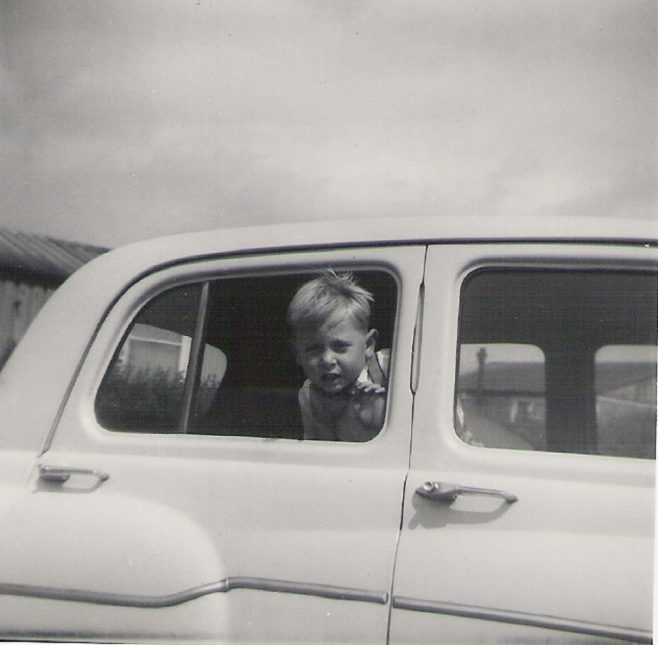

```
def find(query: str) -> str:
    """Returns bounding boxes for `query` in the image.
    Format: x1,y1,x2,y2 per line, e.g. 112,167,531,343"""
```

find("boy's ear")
365,329,378,358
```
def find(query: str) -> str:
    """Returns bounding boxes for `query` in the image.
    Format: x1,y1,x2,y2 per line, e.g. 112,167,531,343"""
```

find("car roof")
66,215,656,299
112,214,656,261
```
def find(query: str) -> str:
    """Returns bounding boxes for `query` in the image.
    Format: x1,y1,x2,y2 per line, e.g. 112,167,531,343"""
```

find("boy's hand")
351,380,386,427
353,380,386,395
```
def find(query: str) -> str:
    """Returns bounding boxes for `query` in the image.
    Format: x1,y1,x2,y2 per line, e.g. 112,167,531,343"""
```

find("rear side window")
96,270,397,441
455,269,657,459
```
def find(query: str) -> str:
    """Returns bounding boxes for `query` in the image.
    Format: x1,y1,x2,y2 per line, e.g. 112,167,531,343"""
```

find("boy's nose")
320,349,336,366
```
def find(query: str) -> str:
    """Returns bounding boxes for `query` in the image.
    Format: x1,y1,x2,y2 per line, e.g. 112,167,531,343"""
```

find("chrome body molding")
0,578,388,608
392,596,652,643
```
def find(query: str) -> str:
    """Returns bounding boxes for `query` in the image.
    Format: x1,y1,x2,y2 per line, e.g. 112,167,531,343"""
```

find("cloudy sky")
1,0,656,248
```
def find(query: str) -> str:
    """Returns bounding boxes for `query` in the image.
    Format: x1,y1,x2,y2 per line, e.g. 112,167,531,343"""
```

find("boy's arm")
348,347,389,432
298,383,336,441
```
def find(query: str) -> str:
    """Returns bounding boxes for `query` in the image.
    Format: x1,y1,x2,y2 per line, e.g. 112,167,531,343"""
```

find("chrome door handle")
416,481,517,504
39,464,110,484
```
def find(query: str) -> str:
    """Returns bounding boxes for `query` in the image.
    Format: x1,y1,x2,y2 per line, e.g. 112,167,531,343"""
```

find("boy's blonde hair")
287,270,373,332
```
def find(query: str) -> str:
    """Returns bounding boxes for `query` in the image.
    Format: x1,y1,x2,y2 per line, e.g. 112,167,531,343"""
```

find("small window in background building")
595,345,657,459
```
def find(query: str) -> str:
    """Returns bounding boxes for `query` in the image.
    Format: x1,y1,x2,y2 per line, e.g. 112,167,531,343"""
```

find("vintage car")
0,216,655,643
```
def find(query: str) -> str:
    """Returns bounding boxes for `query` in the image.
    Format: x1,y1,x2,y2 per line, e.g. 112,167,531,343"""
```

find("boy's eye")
331,341,351,352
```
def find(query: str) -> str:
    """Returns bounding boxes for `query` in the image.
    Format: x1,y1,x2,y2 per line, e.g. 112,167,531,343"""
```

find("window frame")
90,252,404,443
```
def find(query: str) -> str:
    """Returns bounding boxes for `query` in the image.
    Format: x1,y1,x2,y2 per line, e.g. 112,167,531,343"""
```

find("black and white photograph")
0,1,656,643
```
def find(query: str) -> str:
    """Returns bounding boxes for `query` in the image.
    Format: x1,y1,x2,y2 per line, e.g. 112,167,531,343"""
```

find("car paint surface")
389,243,655,642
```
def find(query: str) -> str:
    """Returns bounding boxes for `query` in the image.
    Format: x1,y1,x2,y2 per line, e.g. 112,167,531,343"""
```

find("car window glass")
95,285,227,432
95,270,397,441
457,343,545,449
455,269,657,458
595,345,657,459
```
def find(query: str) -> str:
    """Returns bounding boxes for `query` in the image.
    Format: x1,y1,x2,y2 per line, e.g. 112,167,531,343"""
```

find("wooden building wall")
0,278,55,367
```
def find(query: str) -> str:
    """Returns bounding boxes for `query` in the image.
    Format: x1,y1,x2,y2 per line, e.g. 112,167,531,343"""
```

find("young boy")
287,271,389,442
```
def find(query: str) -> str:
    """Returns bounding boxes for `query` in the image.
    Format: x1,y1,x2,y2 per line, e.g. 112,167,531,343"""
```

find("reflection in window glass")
457,343,545,450
122,324,192,378
595,346,657,459
96,285,214,432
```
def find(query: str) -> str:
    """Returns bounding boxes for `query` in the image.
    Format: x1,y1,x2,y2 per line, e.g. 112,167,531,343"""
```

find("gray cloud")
1,0,655,246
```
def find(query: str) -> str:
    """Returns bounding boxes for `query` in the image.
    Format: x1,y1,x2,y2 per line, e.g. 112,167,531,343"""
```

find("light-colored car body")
0,216,655,643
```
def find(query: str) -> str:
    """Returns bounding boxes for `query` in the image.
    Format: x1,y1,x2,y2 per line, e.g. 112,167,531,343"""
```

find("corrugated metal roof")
0,228,107,283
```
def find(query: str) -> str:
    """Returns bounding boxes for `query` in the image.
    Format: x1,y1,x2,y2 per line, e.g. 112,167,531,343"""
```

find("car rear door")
0,245,424,644
390,242,656,644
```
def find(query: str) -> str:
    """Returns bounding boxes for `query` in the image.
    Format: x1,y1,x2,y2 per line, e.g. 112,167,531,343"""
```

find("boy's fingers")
354,382,386,395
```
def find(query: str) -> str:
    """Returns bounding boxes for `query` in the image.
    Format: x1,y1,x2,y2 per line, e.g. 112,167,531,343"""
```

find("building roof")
459,361,657,397
0,228,107,284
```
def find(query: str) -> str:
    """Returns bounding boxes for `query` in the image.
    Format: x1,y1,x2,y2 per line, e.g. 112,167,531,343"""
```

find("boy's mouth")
315,372,356,397
318,372,347,391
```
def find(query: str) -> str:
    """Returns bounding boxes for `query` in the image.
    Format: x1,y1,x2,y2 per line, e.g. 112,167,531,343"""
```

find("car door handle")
416,481,517,504
38,464,110,484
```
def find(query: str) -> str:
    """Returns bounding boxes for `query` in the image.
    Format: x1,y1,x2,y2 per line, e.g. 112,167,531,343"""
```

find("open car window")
95,269,397,441
455,269,657,459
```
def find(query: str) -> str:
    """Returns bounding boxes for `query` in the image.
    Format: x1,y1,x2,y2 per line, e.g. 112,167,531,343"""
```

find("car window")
95,269,397,441
455,269,657,458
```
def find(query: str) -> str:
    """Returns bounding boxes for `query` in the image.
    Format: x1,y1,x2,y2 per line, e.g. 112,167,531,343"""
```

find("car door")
0,246,425,644
390,243,656,644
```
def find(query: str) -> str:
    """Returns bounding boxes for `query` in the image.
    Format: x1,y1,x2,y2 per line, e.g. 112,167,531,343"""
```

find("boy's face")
293,313,377,394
